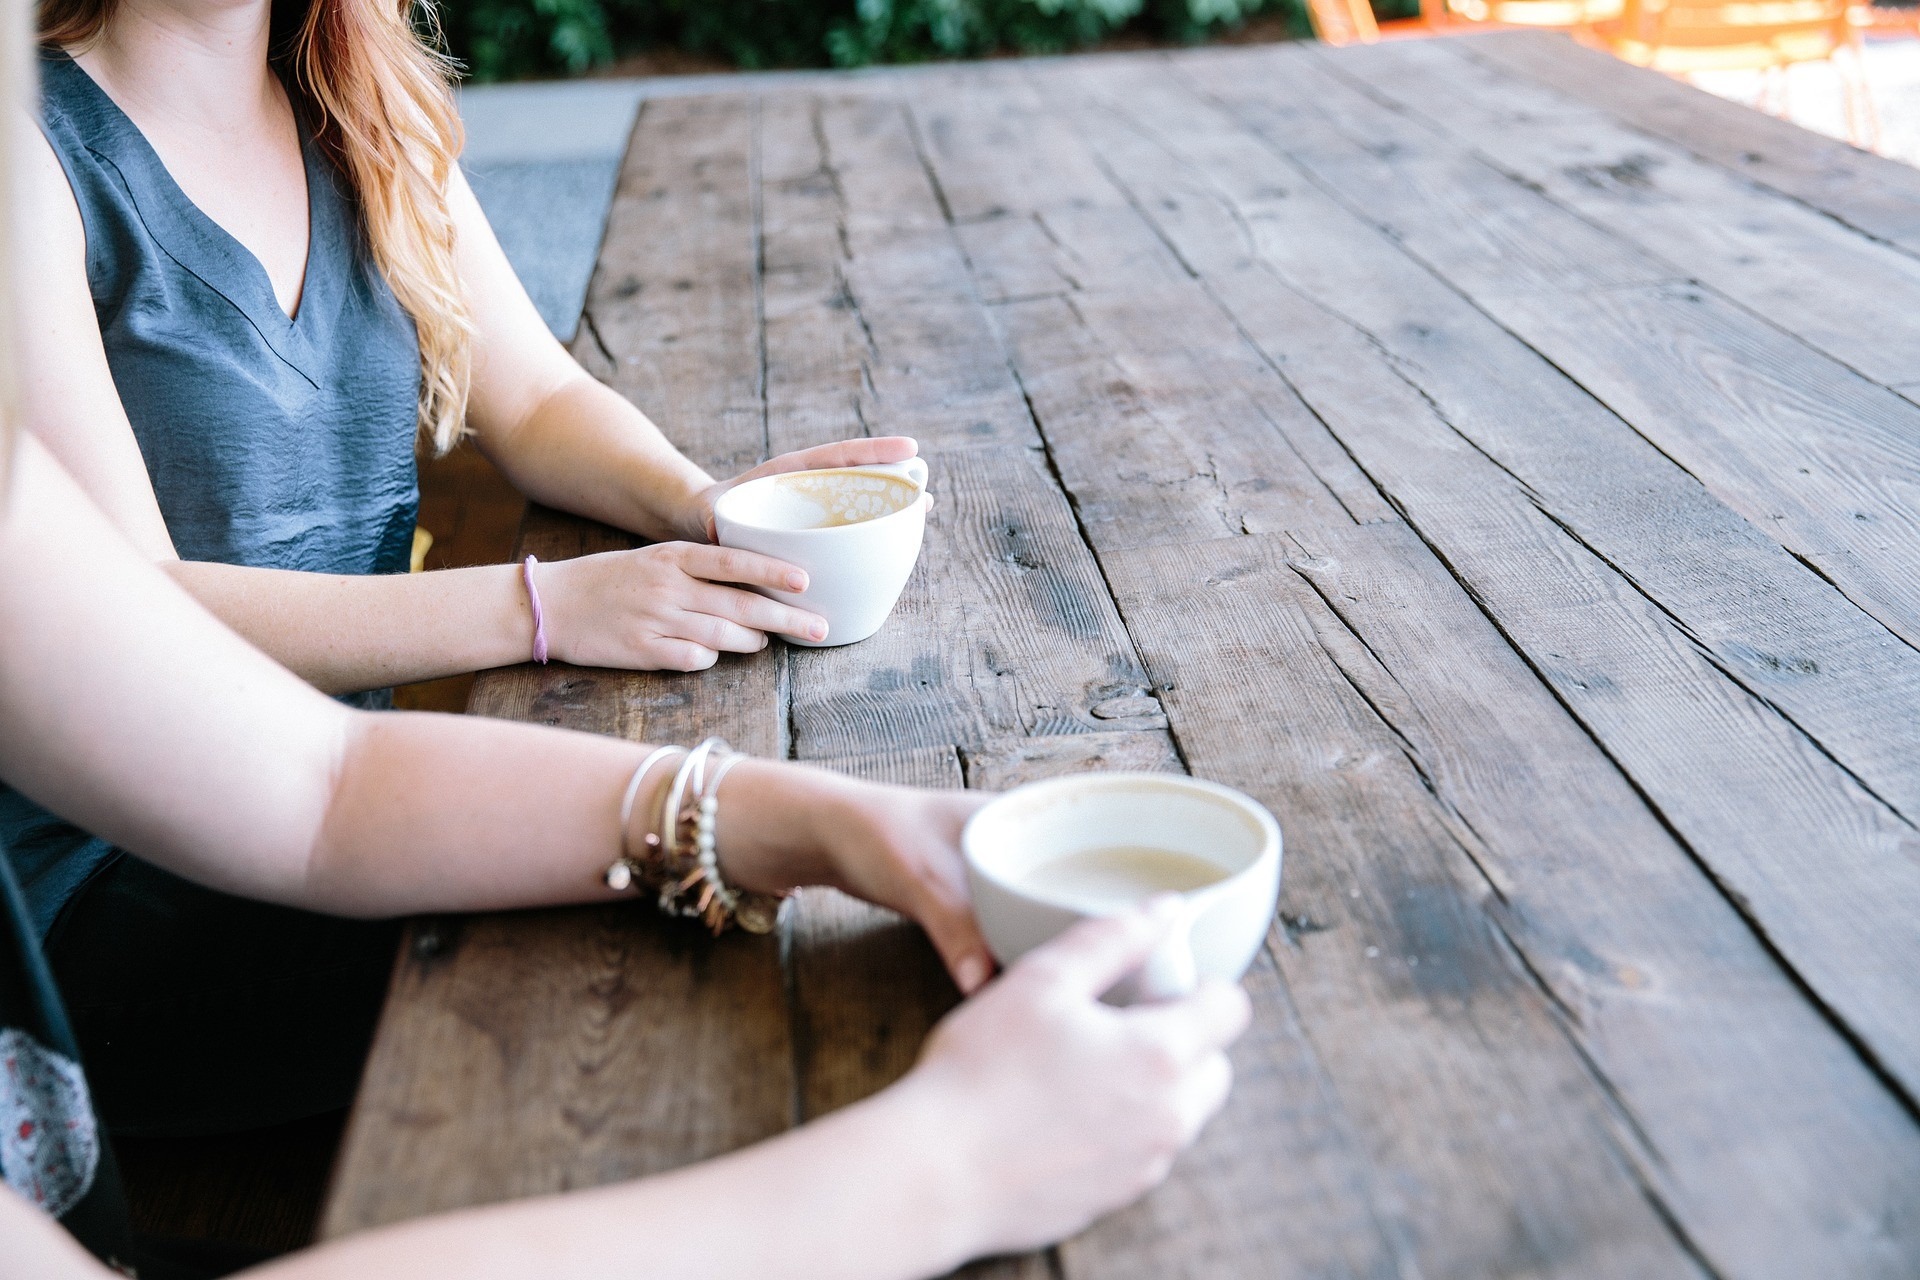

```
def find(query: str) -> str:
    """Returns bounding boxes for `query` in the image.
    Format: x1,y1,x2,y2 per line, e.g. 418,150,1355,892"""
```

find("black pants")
44,854,400,1138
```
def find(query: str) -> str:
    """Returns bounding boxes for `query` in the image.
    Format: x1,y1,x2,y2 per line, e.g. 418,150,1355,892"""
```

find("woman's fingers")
742,436,919,481
686,582,828,644
675,543,810,594
914,883,996,996
1014,897,1184,999
644,639,719,672
1126,981,1252,1067
669,610,767,656
1173,1051,1235,1144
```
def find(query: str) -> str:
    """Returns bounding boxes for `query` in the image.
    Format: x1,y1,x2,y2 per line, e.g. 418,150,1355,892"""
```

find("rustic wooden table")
320,31,1920,1276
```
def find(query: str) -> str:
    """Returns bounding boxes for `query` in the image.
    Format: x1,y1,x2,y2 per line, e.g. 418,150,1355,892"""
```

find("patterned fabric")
0,1027,98,1219
0,835,134,1265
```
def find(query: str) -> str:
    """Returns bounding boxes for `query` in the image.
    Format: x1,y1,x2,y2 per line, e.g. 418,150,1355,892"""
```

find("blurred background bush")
436,0,1316,82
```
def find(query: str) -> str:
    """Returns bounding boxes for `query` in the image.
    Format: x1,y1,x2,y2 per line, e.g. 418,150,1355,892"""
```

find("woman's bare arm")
0,452,1246,1280
0,435,987,976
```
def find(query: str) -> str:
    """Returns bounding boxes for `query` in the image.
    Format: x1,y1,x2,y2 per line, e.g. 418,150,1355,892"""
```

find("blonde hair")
38,0,473,453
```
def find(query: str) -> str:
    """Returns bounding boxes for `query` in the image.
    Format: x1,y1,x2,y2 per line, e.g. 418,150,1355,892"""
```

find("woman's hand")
679,436,921,542
895,903,1252,1260
537,544,829,671
715,763,995,993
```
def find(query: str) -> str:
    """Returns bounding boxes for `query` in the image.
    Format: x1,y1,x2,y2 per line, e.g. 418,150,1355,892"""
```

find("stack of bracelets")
601,736,786,935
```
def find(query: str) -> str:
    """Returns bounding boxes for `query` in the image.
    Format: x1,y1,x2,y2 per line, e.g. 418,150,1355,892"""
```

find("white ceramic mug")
962,772,1283,1004
712,458,930,647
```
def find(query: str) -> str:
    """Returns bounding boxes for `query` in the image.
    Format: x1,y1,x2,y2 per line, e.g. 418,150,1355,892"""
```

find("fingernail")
787,573,808,591
809,621,828,640
956,953,990,993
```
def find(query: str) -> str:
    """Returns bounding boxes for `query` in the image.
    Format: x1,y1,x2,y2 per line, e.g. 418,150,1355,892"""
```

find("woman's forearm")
479,375,713,544
304,716,848,918
247,1079,975,1280
164,558,540,694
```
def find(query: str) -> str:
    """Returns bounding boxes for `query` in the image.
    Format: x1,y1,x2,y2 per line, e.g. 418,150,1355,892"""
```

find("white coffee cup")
712,458,930,647
962,772,1282,1004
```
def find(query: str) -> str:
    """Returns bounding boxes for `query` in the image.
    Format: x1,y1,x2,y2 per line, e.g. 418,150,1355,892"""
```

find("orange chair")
1443,0,1623,27
1306,0,1382,45
1600,0,1879,146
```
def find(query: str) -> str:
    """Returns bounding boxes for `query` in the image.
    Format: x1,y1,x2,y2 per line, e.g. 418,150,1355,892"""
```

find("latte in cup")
754,469,921,529
1018,845,1230,912
963,773,1282,1004
713,459,929,647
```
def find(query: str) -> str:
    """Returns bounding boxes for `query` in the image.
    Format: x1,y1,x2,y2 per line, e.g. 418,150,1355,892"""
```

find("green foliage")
434,0,1304,83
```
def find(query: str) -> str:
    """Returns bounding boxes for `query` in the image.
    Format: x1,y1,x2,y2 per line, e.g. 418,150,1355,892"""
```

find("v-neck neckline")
44,48,337,380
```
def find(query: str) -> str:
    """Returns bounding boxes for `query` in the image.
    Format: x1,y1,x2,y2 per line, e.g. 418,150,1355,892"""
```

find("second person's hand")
682,435,921,542
536,543,829,671
891,901,1252,1264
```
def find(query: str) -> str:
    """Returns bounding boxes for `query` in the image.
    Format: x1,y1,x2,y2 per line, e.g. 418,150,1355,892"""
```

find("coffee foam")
753,469,919,530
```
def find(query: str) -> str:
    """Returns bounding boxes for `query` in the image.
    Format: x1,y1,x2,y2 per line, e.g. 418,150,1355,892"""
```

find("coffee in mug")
963,773,1282,1004
713,459,929,647
1017,845,1230,911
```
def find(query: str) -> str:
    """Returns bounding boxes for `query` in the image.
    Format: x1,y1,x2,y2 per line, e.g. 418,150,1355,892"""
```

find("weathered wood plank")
1070,55,1920,824
573,94,766,478
1459,31,1920,256
1094,535,1704,1279
1283,523,1920,1276
1058,54,1920,1101
1470,277,1920,658
755,90,1169,757
1176,46,1681,300
1143,52,1920,817
906,72,1393,548
320,907,790,1236
1288,41,1920,651
962,728,1181,789
1316,37,1920,388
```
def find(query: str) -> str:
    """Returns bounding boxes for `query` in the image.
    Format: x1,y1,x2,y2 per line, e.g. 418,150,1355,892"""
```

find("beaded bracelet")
601,737,786,935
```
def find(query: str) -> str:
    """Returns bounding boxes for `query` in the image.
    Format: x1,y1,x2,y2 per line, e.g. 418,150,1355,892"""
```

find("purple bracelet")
522,554,550,664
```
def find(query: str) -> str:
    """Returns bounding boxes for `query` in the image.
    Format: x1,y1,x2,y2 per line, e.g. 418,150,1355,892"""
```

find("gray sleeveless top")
0,49,421,936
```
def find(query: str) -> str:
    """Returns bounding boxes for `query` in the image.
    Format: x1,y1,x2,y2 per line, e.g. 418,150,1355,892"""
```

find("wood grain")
1084,53,1920,825
756,88,1167,758
1095,535,1705,1279
1319,38,1920,388
1287,41,1920,653
1473,277,1920,659
908,72,1391,547
1075,52,1920,1096
1460,31,1920,256
1279,523,1920,1276
321,907,790,1235
330,45,1920,1275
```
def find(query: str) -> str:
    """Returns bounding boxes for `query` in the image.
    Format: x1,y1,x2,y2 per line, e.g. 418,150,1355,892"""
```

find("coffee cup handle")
860,458,929,492
1136,912,1200,1001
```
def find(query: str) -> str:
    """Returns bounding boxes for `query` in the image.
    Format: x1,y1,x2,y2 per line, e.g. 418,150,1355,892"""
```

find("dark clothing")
3,48,421,935
0,838,135,1267
44,856,398,1139
35,47,420,573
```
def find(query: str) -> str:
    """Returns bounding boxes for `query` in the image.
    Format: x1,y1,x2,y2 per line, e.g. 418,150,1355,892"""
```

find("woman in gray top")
15,0,915,1136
